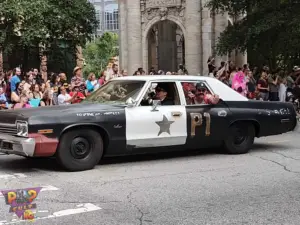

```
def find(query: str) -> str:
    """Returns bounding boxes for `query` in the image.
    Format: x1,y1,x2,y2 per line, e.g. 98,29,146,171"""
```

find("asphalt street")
0,127,300,225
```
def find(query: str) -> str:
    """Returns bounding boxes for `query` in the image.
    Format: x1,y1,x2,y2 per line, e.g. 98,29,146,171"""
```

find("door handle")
172,112,182,117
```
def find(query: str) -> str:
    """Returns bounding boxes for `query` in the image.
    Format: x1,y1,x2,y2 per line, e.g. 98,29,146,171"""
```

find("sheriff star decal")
155,115,174,136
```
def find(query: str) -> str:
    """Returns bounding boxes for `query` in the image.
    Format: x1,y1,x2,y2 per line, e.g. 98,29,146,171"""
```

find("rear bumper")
0,134,35,157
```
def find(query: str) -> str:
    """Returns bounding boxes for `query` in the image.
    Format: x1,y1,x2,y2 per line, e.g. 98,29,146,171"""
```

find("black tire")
56,128,103,171
223,122,255,154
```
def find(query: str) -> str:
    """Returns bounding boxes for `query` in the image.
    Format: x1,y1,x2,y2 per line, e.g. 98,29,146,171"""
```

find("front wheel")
223,122,255,154
56,128,103,171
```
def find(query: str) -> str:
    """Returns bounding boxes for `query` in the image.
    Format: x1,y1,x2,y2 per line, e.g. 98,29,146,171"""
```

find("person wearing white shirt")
278,77,287,102
58,86,77,105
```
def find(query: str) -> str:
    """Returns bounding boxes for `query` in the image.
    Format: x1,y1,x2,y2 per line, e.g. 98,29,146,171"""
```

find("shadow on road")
0,143,287,173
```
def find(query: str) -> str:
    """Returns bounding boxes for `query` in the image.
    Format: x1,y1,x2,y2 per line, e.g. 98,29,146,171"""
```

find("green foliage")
0,0,98,53
206,0,300,70
82,32,119,77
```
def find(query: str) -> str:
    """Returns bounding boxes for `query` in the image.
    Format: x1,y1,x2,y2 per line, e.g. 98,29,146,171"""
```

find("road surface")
0,128,299,225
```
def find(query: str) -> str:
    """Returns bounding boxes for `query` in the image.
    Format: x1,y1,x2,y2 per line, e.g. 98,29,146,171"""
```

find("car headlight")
16,121,28,137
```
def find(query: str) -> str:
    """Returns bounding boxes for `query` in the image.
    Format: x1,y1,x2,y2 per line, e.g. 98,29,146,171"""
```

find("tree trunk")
0,47,3,76
76,45,83,68
39,43,47,82
23,46,29,73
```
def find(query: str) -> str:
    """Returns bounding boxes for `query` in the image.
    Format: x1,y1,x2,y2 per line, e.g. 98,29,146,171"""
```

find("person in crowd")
11,81,25,103
51,86,59,105
207,57,216,76
58,86,77,105
232,69,247,96
0,72,6,89
121,69,128,76
32,68,39,83
268,70,279,101
286,70,295,92
23,72,34,91
149,67,156,75
98,72,106,86
138,68,146,75
31,84,43,100
157,70,165,75
10,67,21,93
13,94,31,109
59,73,67,85
86,72,99,94
40,90,53,106
245,70,256,99
40,82,46,93
278,77,287,102
69,86,85,104
257,71,269,101
71,67,85,94
133,71,141,76
5,70,13,103
28,84,42,107
50,73,60,88
0,86,8,109
178,64,185,75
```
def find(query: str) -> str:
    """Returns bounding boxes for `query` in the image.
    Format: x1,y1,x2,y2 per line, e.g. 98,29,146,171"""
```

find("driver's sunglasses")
155,87,165,92
198,88,206,92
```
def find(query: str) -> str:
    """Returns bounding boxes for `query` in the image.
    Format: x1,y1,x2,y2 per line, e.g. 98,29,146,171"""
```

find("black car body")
0,76,297,171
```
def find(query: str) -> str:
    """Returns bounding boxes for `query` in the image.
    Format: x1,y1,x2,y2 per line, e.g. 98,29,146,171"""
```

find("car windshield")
83,80,145,105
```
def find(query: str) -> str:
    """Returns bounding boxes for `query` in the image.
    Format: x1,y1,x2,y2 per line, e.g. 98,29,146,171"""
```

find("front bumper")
0,134,35,157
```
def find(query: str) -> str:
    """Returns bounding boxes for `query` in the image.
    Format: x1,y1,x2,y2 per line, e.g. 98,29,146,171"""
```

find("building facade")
89,0,119,37
118,0,247,76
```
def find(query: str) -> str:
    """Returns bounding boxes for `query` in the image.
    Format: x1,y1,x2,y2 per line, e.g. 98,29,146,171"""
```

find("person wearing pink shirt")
13,94,31,109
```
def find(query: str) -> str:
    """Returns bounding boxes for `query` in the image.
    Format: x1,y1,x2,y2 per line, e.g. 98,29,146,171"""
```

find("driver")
189,83,220,105
155,83,174,105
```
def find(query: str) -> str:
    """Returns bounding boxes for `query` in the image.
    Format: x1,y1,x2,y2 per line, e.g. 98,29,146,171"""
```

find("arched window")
104,4,118,31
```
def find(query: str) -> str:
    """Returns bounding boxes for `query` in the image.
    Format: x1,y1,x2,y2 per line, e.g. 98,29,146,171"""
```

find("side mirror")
151,100,161,111
126,98,136,108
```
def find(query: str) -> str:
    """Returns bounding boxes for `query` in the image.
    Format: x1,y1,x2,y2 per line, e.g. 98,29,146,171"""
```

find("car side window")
139,82,181,106
181,82,212,105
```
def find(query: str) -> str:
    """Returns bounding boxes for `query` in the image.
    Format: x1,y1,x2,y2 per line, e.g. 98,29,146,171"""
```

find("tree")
0,0,98,71
82,32,119,77
206,0,300,70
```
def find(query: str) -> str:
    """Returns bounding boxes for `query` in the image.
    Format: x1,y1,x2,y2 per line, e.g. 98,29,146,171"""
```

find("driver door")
125,81,187,148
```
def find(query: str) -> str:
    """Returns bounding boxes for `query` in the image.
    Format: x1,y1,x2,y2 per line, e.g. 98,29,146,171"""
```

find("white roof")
113,75,248,101
114,75,214,81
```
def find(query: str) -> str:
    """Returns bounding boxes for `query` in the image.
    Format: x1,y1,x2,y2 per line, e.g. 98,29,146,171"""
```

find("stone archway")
142,17,186,73
146,20,185,72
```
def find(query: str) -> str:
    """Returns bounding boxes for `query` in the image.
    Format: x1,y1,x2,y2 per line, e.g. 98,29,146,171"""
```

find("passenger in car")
188,83,220,105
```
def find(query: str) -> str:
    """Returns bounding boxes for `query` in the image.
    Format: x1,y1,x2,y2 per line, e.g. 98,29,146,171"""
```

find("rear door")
179,81,231,148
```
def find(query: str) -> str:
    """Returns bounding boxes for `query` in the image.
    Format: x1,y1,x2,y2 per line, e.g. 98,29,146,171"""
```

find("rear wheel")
56,128,103,171
223,122,255,154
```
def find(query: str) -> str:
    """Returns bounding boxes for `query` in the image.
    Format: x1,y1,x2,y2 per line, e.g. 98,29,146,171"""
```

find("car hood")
0,103,126,124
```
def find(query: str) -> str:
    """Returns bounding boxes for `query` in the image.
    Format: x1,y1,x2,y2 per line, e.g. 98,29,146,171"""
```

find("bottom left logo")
1,187,42,221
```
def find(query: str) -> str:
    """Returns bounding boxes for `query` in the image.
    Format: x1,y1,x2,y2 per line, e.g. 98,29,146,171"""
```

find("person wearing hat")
189,82,219,105
71,66,86,94
154,83,174,105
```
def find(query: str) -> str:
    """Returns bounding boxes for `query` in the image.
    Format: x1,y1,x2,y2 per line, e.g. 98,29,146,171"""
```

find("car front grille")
0,123,17,135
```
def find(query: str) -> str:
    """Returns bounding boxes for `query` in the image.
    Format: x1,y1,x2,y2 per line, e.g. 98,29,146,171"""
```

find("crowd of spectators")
1,58,300,110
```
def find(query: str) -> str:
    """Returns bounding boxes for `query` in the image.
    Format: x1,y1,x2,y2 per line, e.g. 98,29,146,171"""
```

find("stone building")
118,0,247,76
89,0,119,37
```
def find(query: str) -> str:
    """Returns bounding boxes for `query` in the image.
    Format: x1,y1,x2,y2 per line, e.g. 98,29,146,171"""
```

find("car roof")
113,75,248,101
114,75,214,82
